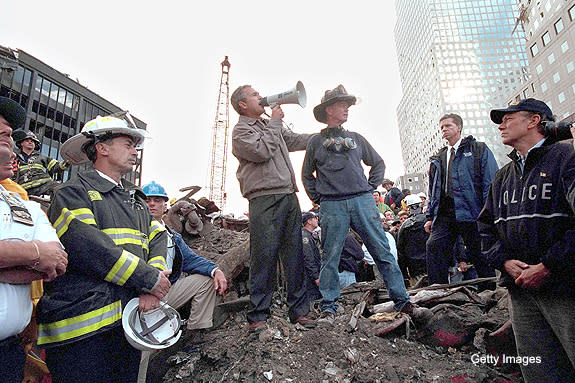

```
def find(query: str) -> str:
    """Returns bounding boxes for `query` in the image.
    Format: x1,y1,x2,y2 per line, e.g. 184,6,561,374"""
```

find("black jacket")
339,233,365,274
302,228,321,282
397,213,429,261
477,137,575,292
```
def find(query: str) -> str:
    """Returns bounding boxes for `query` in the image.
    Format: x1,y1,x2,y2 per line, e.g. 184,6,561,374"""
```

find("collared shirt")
446,137,462,176
95,169,123,188
517,138,546,174
0,185,60,340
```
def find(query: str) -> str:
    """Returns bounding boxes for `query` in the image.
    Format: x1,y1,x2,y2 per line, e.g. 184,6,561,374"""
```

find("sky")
2,0,405,215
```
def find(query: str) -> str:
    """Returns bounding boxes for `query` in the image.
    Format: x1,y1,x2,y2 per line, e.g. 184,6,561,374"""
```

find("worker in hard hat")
138,181,227,383
36,115,169,383
12,130,69,197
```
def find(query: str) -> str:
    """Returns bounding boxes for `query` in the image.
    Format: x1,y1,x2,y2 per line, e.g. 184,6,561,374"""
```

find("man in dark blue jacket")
425,113,498,288
303,85,430,326
479,99,575,382
301,211,322,304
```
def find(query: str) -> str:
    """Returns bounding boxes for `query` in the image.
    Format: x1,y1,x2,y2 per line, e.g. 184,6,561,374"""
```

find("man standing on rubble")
301,211,322,304
0,97,68,383
479,99,575,382
37,115,170,383
425,113,498,288
231,85,315,333
302,85,431,326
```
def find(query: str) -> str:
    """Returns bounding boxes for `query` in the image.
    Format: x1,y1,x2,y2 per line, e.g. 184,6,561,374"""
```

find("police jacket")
302,127,385,204
397,213,429,261
478,137,575,293
426,136,498,223
12,149,65,191
37,170,167,347
167,227,217,283
302,228,321,283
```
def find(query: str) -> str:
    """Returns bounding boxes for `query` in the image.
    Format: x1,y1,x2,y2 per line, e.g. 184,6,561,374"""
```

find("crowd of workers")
0,82,574,383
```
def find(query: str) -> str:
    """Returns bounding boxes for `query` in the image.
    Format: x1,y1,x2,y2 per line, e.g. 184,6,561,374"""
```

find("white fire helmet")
122,298,182,351
60,115,148,165
404,194,422,207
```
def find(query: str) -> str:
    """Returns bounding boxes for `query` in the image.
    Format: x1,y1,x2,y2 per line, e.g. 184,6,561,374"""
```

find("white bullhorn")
259,81,306,108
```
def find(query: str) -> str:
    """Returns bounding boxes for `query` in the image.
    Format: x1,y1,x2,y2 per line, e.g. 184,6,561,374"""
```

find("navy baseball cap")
490,98,554,124
0,97,26,130
302,211,317,224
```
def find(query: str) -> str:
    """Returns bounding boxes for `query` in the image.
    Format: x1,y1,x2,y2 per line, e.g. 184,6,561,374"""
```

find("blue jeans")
338,270,356,289
319,193,409,314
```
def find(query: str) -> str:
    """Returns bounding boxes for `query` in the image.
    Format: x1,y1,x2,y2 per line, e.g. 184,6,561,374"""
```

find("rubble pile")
153,200,522,383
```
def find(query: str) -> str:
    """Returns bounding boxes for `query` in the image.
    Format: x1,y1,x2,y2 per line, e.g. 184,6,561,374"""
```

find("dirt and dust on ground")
143,222,524,383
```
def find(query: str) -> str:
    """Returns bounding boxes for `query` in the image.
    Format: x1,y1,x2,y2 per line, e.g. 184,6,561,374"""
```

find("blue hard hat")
142,181,168,200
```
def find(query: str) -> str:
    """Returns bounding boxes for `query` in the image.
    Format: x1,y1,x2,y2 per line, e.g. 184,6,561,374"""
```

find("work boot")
292,316,317,329
248,321,267,334
317,312,335,327
399,301,433,322
186,329,206,345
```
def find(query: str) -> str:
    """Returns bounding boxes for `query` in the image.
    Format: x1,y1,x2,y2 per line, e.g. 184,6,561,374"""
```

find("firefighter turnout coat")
37,169,167,347
13,149,66,191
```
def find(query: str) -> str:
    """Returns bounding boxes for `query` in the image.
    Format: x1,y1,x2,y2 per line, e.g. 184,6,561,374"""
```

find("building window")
558,92,566,103
536,64,543,74
561,41,569,53
531,43,539,57
567,61,575,73
554,18,564,34
553,72,561,83
548,53,556,64
542,82,548,92
542,31,551,46
569,5,575,21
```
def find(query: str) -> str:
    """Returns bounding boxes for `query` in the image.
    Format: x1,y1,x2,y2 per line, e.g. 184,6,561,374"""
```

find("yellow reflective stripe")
21,178,50,189
102,228,149,252
148,256,167,271
104,250,140,286
53,208,97,237
37,300,122,345
46,159,58,172
19,164,46,171
149,220,165,242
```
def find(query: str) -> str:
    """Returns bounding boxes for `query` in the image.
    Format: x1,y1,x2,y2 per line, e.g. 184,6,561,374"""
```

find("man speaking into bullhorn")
230,83,316,333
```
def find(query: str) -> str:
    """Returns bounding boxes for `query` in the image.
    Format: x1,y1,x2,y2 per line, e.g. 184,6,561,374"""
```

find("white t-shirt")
362,232,398,264
0,186,60,340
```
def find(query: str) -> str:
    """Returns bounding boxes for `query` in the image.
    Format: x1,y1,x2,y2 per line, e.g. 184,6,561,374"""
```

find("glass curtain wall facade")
508,0,575,121
0,46,146,184
395,0,528,178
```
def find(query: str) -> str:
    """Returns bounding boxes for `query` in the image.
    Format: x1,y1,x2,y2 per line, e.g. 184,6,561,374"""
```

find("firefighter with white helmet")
37,115,169,382
12,130,69,197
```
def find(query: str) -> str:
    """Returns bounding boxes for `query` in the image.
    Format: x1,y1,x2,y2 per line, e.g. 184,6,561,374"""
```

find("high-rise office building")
0,45,146,184
508,1,575,121
395,0,529,179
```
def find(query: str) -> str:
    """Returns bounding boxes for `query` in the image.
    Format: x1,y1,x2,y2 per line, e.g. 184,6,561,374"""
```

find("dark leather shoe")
292,316,317,328
248,321,267,333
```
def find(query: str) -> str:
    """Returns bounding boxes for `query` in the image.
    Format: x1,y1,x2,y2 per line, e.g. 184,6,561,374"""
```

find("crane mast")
208,56,231,210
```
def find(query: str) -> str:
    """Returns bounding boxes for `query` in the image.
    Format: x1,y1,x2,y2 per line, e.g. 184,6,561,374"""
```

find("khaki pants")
137,274,217,383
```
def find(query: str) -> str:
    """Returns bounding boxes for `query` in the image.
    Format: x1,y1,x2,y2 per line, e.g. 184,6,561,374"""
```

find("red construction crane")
208,56,231,210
